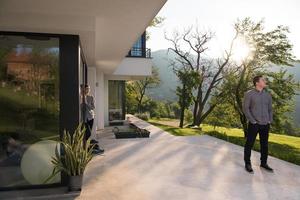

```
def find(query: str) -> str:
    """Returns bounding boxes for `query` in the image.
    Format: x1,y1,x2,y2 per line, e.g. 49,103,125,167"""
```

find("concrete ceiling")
0,0,167,73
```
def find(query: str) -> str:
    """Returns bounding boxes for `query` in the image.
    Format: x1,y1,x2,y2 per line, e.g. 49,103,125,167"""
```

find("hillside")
283,64,300,125
147,49,178,101
149,49,300,127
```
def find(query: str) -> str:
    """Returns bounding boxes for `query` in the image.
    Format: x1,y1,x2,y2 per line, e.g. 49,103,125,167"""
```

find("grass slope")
149,119,300,166
0,86,59,143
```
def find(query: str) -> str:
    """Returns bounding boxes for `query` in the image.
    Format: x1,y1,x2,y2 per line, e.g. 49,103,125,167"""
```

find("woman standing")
81,84,104,154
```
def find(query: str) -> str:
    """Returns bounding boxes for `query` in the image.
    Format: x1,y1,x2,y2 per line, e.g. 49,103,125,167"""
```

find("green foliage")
149,16,165,28
134,112,150,121
235,17,296,66
141,98,177,119
45,124,94,183
149,120,201,136
0,48,10,80
175,69,199,127
125,66,182,119
266,69,300,135
126,67,160,113
221,17,299,135
205,130,300,165
176,70,199,110
125,83,138,114
204,102,241,129
184,109,193,123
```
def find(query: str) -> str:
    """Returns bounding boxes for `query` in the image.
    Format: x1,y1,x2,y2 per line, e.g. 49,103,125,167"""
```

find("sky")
147,0,300,59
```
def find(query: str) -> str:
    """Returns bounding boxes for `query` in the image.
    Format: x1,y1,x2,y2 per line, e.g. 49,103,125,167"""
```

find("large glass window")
131,37,143,57
0,35,60,188
108,80,125,121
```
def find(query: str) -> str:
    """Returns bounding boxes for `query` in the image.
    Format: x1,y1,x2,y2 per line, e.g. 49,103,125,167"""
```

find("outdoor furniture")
113,123,150,139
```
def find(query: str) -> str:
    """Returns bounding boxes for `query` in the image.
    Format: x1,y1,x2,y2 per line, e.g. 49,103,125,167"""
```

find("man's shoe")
245,163,254,173
90,139,99,144
92,148,104,155
260,163,274,172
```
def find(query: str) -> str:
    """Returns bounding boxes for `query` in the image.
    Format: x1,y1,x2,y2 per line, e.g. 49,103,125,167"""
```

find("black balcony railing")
126,47,151,58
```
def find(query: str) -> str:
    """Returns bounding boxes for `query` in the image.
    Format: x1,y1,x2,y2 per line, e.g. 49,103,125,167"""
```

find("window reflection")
0,35,60,187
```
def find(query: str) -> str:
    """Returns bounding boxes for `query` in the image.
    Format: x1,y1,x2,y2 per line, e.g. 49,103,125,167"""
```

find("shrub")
134,112,150,121
184,109,193,123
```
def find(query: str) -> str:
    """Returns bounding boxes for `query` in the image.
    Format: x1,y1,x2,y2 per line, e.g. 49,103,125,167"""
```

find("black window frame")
0,31,83,191
126,32,151,58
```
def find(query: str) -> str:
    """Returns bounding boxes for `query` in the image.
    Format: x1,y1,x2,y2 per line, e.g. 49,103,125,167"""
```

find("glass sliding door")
0,34,60,188
108,80,125,122
79,47,87,123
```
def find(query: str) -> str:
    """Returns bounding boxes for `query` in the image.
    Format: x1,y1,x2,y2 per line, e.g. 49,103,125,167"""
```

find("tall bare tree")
166,25,237,126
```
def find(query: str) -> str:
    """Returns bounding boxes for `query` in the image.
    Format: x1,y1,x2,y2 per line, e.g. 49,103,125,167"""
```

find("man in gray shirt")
243,75,273,173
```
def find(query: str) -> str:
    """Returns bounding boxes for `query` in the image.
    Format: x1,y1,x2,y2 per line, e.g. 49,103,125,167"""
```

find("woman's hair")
80,84,90,88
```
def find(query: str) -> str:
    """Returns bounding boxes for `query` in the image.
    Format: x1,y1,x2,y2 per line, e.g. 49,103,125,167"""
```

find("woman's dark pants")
85,119,94,141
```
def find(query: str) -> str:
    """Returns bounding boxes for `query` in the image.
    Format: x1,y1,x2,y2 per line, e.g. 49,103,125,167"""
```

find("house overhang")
0,0,167,74
113,57,152,78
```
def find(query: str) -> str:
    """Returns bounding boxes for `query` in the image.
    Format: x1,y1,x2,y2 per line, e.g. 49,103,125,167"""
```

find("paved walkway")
77,116,300,200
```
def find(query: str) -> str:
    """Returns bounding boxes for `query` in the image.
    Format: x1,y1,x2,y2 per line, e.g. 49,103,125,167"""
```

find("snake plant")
45,123,94,183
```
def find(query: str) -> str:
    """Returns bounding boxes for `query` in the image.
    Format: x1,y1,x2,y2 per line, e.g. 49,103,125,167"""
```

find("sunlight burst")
232,37,252,62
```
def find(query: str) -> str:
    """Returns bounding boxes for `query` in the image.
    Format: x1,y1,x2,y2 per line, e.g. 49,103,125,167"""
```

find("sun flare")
232,37,252,62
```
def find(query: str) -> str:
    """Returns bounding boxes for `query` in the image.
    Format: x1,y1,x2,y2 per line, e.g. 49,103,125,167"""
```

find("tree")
126,67,160,113
204,101,240,129
165,25,237,127
125,16,164,114
175,69,199,127
0,47,11,81
266,70,299,134
222,18,297,136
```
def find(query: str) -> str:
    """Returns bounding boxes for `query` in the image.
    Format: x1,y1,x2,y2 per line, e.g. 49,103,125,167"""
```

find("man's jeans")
244,122,270,165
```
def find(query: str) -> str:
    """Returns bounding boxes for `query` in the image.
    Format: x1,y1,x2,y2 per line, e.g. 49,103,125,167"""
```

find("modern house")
0,0,167,196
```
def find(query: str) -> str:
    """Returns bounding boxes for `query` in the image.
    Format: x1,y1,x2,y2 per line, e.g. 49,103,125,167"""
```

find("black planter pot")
68,175,83,191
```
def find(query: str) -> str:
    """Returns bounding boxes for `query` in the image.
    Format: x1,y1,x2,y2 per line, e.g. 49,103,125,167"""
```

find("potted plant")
45,123,94,191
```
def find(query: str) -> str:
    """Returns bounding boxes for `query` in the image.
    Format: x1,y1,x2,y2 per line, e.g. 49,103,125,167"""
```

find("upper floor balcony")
126,32,151,58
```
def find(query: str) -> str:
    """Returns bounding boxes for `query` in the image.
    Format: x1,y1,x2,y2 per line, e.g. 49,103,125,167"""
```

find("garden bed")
113,123,150,139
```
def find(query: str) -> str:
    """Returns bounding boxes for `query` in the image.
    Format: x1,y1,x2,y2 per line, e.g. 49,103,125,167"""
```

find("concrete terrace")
77,116,300,200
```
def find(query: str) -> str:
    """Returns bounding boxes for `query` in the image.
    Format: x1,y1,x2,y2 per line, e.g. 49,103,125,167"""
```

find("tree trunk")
240,113,248,138
193,85,202,125
194,103,204,126
137,94,144,113
179,106,185,128
192,101,198,125
137,99,142,113
179,84,187,128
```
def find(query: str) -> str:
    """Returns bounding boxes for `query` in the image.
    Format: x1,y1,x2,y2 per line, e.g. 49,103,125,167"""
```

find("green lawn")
148,119,300,166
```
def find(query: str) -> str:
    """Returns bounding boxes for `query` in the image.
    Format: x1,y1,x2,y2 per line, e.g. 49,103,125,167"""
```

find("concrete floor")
77,116,300,200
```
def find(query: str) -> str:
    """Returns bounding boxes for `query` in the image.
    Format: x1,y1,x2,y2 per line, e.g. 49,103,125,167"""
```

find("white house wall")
113,57,152,77
87,67,107,131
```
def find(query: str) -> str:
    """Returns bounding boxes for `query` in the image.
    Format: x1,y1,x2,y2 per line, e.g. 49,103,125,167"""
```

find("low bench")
113,123,150,139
